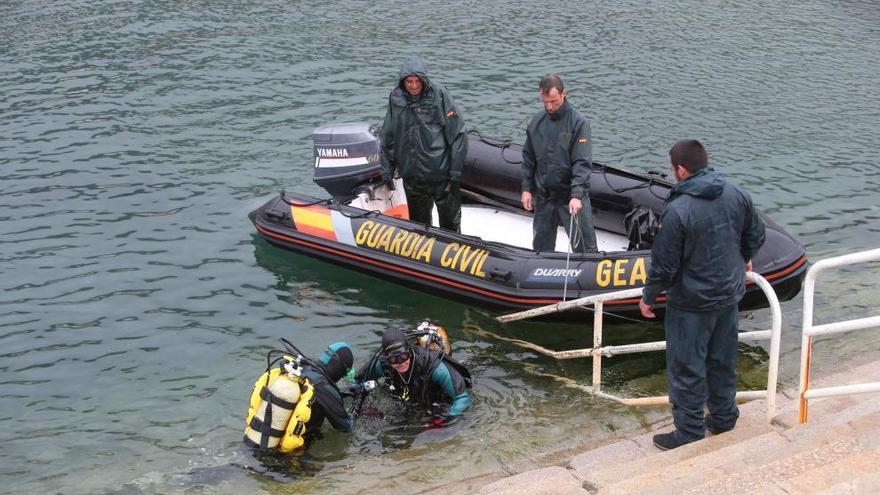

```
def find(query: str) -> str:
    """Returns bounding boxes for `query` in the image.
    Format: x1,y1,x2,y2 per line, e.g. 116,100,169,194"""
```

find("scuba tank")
244,339,354,453
413,321,452,355
244,356,303,450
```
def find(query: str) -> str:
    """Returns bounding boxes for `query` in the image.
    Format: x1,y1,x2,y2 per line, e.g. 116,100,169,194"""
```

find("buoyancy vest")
280,379,316,452
243,364,317,453
383,346,471,406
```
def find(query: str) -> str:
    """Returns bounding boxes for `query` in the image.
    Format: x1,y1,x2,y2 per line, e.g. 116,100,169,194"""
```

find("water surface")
2,0,879,493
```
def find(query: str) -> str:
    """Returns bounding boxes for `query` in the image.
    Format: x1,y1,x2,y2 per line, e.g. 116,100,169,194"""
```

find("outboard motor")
312,122,383,202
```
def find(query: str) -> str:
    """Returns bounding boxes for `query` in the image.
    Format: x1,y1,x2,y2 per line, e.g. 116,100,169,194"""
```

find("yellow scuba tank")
415,321,452,355
244,358,301,450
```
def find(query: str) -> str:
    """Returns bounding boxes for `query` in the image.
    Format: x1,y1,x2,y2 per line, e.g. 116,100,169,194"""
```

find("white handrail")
496,271,783,421
497,287,645,323
798,248,880,424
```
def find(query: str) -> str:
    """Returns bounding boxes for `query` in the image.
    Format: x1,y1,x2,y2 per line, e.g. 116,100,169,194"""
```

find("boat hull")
250,191,807,322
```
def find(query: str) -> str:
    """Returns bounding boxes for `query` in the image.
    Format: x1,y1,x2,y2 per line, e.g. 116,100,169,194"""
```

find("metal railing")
497,272,783,421
798,248,880,424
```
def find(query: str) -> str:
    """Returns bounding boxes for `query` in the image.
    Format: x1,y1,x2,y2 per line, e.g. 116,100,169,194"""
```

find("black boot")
652,431,702,451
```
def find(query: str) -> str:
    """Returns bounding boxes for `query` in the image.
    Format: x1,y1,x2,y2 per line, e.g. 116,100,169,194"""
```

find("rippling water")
2,0,879,493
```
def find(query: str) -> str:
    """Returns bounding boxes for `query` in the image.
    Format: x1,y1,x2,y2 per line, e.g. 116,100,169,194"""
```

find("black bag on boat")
624,206,659,251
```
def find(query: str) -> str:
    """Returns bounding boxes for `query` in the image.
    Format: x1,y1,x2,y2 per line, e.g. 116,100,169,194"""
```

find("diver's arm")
315,383,353,432
430,363,471,417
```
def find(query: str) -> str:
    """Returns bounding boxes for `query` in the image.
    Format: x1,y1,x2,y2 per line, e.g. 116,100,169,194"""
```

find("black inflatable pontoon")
250,123,807,321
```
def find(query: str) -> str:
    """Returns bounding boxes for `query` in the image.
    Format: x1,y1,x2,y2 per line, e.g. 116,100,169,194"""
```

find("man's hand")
569,197,582,215
639,299,656,319
745,260,753,273
521,191,533,211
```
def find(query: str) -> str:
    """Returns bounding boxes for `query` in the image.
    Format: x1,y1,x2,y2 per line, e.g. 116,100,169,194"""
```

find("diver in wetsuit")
243,341,355,452
355,328,472,426
297,342,355,446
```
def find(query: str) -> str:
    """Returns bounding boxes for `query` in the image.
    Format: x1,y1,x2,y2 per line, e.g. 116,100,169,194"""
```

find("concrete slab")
582,419,778,493
598,431,786,495
777,451,880,494
818,471,880,495
460,356,880,495
478,466,588,495
568,439,646,487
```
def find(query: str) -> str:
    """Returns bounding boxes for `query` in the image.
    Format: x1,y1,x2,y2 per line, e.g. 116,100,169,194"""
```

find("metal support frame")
498,272,783,421
798,248,880,424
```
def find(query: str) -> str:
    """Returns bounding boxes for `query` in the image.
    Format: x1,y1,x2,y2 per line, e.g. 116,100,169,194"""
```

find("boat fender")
244,366,301,450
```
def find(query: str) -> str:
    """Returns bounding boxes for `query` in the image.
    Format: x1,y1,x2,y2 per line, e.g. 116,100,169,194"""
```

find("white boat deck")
348,181,630,253
457,205,630,253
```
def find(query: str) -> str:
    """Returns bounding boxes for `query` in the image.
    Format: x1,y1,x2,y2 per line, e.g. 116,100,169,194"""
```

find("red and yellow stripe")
290,204,337,241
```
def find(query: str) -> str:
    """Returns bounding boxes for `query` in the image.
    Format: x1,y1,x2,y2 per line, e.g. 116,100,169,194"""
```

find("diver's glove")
428,414,458,428
342,380,376,398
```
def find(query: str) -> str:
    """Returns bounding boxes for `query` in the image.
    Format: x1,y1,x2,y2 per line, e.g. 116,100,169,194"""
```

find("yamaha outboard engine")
312,123,383,202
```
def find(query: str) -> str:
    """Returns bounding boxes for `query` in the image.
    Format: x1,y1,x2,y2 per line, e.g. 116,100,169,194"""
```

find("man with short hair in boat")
639,139,766,451
521,74,598,253
379,57,468,233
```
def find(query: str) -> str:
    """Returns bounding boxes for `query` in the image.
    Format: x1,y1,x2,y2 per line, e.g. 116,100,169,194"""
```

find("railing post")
746,272,783,422
797,247,880,424
798,265,817,424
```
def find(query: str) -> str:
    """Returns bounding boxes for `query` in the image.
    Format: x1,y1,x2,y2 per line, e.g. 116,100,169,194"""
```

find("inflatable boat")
250,123,807,321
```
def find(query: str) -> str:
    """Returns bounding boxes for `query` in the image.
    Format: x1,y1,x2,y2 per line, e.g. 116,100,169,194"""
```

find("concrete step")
775,450,880,494
776,390,880,435
569,408,777,491
774,359,880,429
596,397,880,495
596,430,786,494
476,466,588,495
817,471,880,495
475,359,880,495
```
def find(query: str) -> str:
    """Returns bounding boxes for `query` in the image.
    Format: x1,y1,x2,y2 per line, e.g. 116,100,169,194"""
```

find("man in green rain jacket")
521,74,597,253
380,57,468,232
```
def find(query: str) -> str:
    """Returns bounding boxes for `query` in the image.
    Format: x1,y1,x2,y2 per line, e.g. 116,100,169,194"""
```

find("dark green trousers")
532,192,597,252
403,179,461,233
665,304,740,442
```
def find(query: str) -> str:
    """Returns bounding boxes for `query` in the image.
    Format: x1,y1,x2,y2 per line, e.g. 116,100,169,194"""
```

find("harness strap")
259,385,297,410
247,416,286,438
261,399,273,449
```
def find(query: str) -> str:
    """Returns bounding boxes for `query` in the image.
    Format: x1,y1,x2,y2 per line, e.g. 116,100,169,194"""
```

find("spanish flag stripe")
291,205,337,241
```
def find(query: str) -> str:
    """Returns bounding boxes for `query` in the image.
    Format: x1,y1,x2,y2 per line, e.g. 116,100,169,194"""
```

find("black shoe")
706,424,734,435
652,431,701,451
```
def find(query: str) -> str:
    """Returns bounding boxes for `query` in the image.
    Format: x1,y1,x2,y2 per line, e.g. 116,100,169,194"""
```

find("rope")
279,190,332,207
562,211,575,302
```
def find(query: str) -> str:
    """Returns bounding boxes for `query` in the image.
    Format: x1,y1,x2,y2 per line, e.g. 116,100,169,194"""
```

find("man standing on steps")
639,139,766,451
